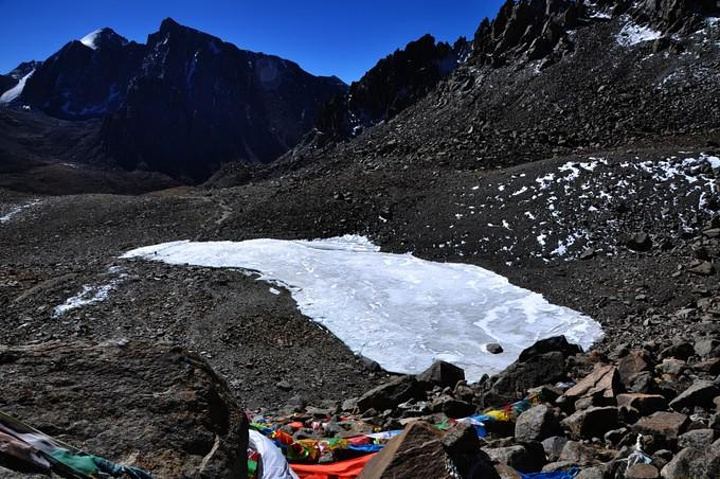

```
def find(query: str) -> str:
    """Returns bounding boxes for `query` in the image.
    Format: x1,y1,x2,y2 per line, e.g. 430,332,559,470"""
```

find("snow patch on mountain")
0,70,33,104
122,236,603,381
80,30,104,50
616,21,663,47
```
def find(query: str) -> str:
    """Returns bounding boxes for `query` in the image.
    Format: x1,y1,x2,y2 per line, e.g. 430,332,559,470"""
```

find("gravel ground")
1,143,719,411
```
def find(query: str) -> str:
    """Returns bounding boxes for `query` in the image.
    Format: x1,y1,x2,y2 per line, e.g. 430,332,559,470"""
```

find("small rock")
541,436,567,462
441,422,498,478
518,336,582,362
617,393,668,415
487,343,504,354
579,248,596,260
430,395,476,418
617,351,652,388
626,463,660,479
660,446,720,479
688,261,716,276
669,380,720,411
660,341,695,360
416,360,465,389
575,466,607,479
633,411,688,440
484,444,545,473
558,440,597,462
357,375,423,412
658,358,686,375
677,428,716,449
694,338,720,358
357,422,449,479
515,405,561,442
276,380,292,391
561,406,619,439
563,364,621,403
487,352,568,403
623,232,653,252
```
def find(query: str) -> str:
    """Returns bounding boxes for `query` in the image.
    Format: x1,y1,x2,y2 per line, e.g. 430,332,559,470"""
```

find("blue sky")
0,0,504,83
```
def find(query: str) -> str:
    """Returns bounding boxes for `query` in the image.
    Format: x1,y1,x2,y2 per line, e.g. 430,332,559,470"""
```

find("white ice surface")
122,235,603,381
0,70,33,104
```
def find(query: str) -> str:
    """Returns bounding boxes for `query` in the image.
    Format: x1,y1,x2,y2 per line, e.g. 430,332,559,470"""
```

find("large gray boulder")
515,405,562,442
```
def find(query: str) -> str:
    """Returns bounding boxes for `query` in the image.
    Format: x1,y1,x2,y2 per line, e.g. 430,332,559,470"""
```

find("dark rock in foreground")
0,340,247,478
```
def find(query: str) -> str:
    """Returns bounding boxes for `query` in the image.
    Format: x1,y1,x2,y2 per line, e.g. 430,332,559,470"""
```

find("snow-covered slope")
122,235,603,381
0,70,33,104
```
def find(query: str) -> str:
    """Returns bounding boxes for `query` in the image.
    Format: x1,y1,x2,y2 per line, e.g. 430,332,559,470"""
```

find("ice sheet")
122,235,603,381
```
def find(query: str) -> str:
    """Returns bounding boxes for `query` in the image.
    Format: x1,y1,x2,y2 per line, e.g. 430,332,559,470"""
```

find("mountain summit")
79,27,129,50
0,18,346,181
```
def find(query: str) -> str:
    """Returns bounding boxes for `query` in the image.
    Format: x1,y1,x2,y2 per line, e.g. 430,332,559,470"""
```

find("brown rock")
616,393,668,415
358,422,450,479
617,351,652,387
633,411,688,440
494,464,522,478
561,406,619,439
564,365,621,403
692,358,720,375
0,341,248,479
558,440,597,463
626,463,660,478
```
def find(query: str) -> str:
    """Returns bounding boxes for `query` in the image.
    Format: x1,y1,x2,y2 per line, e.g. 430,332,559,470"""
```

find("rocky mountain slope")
283,0,719,174
0,19,346,183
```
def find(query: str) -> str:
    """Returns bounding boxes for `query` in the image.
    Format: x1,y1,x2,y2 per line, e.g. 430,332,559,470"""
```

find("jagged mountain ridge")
312,34,469,142
0,18,347,181
100,19,347,179
279,0,719,173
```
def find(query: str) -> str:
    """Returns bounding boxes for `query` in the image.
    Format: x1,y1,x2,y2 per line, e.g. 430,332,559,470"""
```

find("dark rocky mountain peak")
471,0,581,68
631,0,720,33
19,28,145,118
471,0,720,69
0,18,346,181
312,34,469,141
0,61,41,97
98,18,347,180
79,27,129,51
8,60,42,80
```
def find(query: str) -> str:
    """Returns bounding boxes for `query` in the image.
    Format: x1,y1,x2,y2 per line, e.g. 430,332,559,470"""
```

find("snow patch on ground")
0,200,39,223
616,22,662,47
122,236,603,381
53,268,127,318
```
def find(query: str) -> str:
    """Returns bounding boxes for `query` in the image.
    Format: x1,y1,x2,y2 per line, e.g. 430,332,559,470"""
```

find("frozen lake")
122,235,603,381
